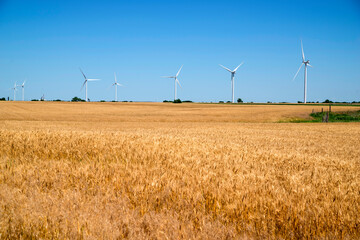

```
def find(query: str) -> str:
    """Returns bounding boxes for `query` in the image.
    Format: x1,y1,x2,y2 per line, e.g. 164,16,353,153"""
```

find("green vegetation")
163,99,188,103
310,111,360,122
0,97,6,101
283,110,360,123
71,96,85,102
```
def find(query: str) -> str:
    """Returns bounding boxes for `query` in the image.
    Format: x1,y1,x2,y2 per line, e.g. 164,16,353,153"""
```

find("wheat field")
0,102,359,239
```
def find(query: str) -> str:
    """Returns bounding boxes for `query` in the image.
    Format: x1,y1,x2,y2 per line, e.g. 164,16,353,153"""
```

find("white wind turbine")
111,72,123,102
21,80,26,101
162,65,183,101
219,63,243,103
80,68,100,102
293,40,313,104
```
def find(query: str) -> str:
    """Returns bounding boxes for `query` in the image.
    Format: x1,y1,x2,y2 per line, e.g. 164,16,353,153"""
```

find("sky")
0,0,359,102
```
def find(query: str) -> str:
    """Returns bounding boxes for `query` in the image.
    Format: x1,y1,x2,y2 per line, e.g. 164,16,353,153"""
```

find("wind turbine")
219,63,243,103
111,72,123,101
162,65,183,101
80,68,100,102
293,40,313,104
21,80,26,101
11,82,18,101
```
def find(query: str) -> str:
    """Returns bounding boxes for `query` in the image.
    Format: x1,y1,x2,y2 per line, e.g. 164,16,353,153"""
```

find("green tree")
71,96,85,102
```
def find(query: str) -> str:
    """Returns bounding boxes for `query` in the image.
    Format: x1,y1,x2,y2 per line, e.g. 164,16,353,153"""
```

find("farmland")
0,102,359,239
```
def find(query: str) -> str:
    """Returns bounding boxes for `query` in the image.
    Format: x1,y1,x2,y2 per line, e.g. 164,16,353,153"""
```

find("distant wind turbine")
11,82,18,101
162,65,183,101
293,40,313,104
111,72,123,102
80,68,100,102
219,63,243,103
21,80,26,101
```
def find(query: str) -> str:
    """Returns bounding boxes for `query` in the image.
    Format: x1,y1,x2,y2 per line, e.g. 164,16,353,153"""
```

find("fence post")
326,112,329,123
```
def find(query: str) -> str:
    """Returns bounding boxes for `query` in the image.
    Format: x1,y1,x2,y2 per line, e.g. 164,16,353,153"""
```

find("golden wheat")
0,102,359,239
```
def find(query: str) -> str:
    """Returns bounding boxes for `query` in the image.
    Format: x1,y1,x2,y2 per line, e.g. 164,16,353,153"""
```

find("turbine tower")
162,65,183,101
219,63,243,103
80,68,100,102
111,72,123,102
21,80,26,101
293,40,313,104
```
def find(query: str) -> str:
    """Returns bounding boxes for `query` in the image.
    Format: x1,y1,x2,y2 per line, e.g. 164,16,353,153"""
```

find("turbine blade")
79,68,87,80
308,64,313,68
301,40,305,62
219,64,232,72
176,79,182,88
114,72,117,83
292,63,304,81
176,65,183,77
80,80,86,91
87,79,100,81
162,76,175,78
233,62,244,72
117,83,123,86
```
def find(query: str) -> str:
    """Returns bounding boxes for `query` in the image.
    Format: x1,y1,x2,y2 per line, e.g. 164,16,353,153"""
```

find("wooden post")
326,112,329,123
321,108,323,113
329,104,331,112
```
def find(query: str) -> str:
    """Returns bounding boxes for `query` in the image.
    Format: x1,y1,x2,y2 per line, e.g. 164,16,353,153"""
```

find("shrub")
71,97,85,102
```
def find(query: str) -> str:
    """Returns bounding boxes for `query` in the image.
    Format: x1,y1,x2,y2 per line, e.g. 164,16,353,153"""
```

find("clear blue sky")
0,0,359,102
